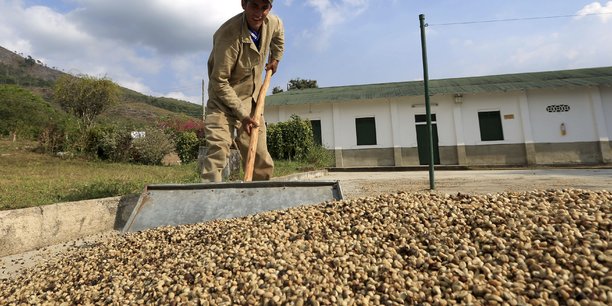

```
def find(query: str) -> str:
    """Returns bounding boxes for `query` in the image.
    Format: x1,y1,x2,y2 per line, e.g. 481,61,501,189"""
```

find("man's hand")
242,116,259,135
266,59,279,74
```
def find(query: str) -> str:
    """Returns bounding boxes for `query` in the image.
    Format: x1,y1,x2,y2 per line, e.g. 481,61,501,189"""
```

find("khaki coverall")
202,12,284,182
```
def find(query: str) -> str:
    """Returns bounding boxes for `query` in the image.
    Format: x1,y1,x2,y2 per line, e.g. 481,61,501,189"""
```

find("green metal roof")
267,66,612,106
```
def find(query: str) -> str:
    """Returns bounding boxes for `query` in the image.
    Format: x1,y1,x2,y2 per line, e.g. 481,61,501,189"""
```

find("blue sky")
1,0,611,104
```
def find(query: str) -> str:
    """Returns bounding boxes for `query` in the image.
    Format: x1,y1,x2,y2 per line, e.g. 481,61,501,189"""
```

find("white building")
265,67,612,167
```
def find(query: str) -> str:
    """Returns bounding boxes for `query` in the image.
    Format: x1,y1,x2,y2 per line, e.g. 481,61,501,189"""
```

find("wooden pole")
244,69,273,181
202,79,206,122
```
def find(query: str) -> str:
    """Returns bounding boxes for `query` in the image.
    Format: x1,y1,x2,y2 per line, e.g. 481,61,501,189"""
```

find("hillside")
0,45,202,125
0,46,64,86
0,85,68,139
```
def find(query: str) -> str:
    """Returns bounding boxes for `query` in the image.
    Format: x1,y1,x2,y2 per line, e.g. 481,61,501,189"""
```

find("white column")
518,91,536,165
278,106,287,122
589,87,611,162
332,103,343,167
452,98,467,165
389,100,402,166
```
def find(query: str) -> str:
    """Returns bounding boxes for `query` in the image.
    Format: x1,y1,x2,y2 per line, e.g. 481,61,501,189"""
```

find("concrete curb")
0,195,139,257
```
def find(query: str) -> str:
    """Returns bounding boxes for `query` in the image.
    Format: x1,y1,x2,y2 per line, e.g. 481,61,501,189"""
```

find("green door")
415,115,440,165
310,120,322,145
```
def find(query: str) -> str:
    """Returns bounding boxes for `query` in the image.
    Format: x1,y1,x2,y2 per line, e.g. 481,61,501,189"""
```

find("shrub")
267,123,284,160
305,144,335,168
37,118,80,154
157,116,205,138
129,128,175,165
175,131,201,163
38,123,67,154
267,115,317,161
84,125,132,162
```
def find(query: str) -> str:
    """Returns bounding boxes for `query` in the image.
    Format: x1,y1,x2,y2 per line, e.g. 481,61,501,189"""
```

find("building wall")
533,142,602,164
265,85,612,167
438,146,459,165
340,148,395,167
598,86,612,163
526,88,610,164
400,147,420,165
528,88,597,143
603,87,612,138
465,143,527,165
458,92,523,145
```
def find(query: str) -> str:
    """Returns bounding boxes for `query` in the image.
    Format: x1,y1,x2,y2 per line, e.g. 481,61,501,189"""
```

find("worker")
201,0,284,182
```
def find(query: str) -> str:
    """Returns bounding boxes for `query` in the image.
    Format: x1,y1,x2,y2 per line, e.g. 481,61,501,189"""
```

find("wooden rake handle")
244,69,273,181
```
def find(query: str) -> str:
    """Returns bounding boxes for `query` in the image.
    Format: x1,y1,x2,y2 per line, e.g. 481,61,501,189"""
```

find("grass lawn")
0,139,318,211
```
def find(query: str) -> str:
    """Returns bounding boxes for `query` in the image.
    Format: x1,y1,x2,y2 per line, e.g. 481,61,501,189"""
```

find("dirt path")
313,168,612,198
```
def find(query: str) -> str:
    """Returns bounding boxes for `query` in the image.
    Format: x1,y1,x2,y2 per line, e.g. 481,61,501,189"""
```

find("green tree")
0,85,63,140
24,55,36,67
272,86,283,94
54,74,119,129
287,78,318,90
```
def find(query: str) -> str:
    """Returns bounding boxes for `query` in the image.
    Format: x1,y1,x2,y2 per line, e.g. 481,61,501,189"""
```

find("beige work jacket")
207,12,284,121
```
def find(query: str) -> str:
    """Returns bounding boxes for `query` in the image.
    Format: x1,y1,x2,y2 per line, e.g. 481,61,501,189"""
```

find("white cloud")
0,0,230,103
165,91,201,105
170,56,196,76
3,0,611,105
303,0,369,51
307,0,368,28
510,38,562,66
69,0,238,54
0,1,91,56
119,79,151,94
428,9,612,79
576,1,612,23
24,6,91,46
499,25,609,73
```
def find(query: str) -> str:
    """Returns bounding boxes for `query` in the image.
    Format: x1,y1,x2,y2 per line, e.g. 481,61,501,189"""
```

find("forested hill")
0,45,202,122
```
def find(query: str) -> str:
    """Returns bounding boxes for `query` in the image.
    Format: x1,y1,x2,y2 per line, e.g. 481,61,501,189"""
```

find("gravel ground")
1,169,611,305
315,168,612,198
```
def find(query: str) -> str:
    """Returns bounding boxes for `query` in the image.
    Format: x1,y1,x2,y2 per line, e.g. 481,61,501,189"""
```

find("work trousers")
201,110,274,182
